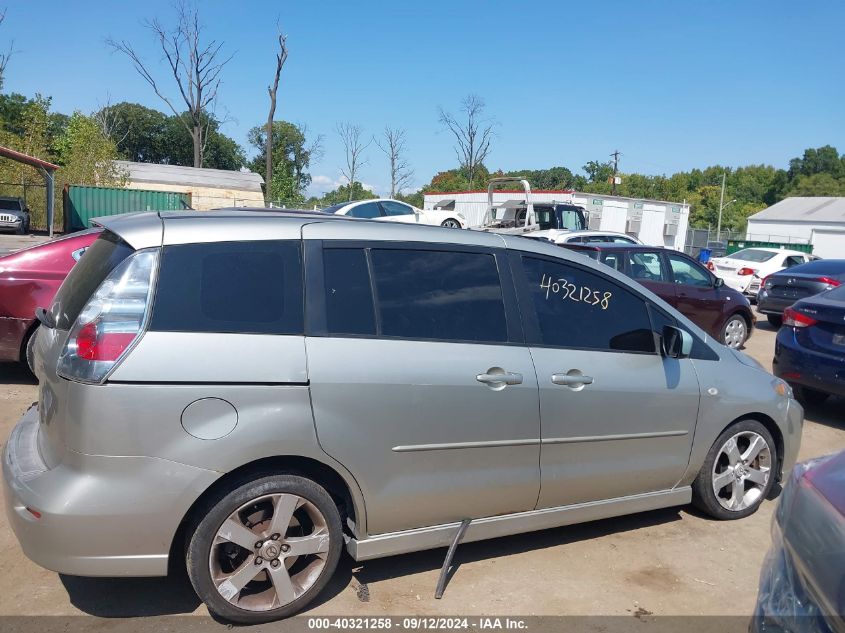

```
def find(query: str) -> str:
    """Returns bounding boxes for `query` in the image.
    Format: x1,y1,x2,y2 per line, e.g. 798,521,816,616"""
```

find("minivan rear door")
302,225,542,536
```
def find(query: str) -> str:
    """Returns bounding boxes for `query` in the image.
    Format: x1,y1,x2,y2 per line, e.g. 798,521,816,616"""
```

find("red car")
0,229,101,370
560,243,756,349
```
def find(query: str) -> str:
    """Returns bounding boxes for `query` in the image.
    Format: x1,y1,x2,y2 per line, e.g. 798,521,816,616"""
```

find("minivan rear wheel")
186,474,342,623
692,419,777,520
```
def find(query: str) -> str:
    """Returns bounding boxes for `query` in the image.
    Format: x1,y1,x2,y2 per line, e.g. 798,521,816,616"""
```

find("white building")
746,197,845,259
423,189,690,250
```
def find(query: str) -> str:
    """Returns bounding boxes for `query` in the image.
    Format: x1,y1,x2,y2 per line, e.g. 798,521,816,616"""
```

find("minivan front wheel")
186,474,342,623
692,420,777,520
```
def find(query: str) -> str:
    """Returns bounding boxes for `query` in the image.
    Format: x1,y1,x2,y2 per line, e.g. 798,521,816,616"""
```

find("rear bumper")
3,406,220,577
756,291,794,316
774,329,845,398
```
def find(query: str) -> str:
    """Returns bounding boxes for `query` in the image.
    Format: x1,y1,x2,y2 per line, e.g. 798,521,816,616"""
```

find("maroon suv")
561,243,756,349
0,229,101,370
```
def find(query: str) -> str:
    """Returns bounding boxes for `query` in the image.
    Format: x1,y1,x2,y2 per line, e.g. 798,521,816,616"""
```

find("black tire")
186,474,342,624
692,419,777,520
766,314,783,328
23,326,38,376
792,385,829,406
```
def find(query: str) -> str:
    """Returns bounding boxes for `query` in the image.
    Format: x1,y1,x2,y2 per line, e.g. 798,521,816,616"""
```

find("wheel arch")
168,454,364,574
19,320,39,364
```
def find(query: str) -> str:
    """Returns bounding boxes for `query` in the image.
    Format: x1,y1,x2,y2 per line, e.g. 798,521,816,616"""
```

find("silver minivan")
3,211,803,623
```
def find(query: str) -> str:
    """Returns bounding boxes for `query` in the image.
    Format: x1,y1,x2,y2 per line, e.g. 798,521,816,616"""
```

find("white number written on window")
540,273,612,310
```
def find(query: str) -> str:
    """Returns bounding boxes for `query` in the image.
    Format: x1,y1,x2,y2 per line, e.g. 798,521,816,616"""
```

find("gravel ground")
0,314,842,619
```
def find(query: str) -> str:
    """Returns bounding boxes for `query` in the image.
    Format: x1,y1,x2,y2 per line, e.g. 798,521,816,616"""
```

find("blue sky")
3,1,844,197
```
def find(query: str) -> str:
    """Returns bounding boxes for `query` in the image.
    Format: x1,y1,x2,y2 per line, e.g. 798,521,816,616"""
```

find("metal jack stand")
434,519,471,599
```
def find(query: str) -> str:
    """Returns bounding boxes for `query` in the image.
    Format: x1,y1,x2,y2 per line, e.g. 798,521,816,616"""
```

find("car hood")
730,347,767,372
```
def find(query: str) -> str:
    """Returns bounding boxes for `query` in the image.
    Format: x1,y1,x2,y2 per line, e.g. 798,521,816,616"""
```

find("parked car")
479,177,587,237
0,196,31,235
752,451,845,633
707,247,815,299
5,210,802,623
561,243,755,349
528,229,643,246
325,198,467,228
0,228,100,371
773,283,845,405
757,259,845,327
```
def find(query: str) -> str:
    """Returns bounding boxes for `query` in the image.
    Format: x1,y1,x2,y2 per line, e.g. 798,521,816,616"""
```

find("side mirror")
662,325,693,359
713,277,724,288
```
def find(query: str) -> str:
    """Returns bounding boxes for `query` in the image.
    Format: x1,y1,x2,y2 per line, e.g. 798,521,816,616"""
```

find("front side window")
667,253,712,287
346,202,383,219
369,249,508,343
628,251,669,282
151,240,303,334
380,201,414,217
520,256,655,353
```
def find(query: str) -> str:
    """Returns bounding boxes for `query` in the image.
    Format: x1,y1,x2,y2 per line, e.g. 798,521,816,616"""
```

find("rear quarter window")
50,230,134,329
150,240,303,334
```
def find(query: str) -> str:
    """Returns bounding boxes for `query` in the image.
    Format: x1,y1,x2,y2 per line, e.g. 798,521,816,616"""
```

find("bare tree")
375,127,414,198
93,95,129,146
107,1,234,167
336,122,371,201
0,9,16,91
294,122,324,190
438,94,495,189
264,27,288,198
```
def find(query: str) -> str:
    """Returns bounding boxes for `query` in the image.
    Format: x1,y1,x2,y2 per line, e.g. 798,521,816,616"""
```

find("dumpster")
698,248,712,263
727,240,813,255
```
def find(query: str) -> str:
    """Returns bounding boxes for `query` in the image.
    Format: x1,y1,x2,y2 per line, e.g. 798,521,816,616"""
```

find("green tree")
309,181,377,206
54,111,126,187
248,120,317,202
786,173,845,197
97,101,171,163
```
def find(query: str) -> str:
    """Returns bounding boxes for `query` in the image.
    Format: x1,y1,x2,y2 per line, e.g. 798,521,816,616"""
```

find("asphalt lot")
0,315,843,620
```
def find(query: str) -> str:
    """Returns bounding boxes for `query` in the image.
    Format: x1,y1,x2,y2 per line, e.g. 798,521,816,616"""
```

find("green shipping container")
63,185,191,232
727,240,814,255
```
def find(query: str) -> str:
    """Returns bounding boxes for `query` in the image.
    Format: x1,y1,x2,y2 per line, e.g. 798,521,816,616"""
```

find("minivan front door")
302,232,542,536
513,253,701,509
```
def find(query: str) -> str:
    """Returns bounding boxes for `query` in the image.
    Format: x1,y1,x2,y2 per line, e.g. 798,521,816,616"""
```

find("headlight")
772,378,793,399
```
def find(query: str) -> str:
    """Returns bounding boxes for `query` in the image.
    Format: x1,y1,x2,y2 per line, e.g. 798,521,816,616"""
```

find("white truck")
478,177,587,240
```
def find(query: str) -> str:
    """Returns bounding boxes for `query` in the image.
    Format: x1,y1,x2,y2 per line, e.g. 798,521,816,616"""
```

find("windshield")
0,199,21,211
730,249,777,262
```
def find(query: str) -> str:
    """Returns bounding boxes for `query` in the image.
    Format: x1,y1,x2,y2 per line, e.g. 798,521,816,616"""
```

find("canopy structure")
0,146,59,237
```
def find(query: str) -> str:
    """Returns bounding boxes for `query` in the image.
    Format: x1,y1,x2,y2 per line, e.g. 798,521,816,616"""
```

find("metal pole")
717,172,726,242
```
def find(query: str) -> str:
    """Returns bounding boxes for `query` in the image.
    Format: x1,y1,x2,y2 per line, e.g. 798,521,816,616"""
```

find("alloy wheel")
711,431,772,512
441,219,461,228
208,493,330,612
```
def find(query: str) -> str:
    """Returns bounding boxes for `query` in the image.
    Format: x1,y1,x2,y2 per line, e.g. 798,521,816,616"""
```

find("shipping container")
63,185,191,232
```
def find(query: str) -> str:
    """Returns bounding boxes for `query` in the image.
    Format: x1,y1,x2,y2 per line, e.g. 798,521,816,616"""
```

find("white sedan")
707,247,814,297
324,199,467,228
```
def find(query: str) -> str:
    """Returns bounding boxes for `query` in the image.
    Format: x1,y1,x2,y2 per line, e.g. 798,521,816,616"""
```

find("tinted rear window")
50,230,134,329
730,249,776,262
323,248,376,335
151,240,303,334
370,249,508,343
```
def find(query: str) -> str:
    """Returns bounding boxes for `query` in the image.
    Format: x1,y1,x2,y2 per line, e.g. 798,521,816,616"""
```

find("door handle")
551,373,594,386
476,371,523,386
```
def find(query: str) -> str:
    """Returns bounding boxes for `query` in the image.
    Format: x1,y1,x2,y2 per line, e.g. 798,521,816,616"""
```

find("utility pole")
717,172,726,240
610,150,621,195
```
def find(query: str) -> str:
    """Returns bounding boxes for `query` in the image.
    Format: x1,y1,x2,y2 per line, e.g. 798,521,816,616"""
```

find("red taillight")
25,507,41,519
75,322,136,361
783,307,818,328
817,276,842,287
706,261,715,271
737,267,756,276
761,274,772,289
